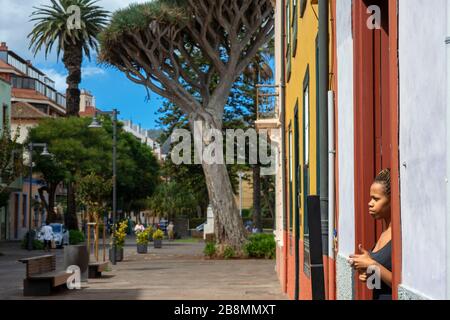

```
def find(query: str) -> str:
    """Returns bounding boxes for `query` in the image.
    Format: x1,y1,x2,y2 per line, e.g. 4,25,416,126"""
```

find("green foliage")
114,220,128,248
135,227,153,245
0,124,23,207
100,1,189,46
223,246,235,260
69,230,85,245
28,116,160,215
21,238,44,250
152,229,164,240
241,209,251,218
244,233,275,259
28,0,110,59
78,173,112,218
203,242,216,258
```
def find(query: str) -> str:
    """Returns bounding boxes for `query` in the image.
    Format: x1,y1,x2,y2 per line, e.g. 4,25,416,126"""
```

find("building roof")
79,105,97,117
11,101,49,119
12,88,49,101
12,88,66,115
0,58,22,75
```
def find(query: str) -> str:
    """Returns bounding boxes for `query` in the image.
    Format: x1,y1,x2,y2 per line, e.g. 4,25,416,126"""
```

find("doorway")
353,0,393,300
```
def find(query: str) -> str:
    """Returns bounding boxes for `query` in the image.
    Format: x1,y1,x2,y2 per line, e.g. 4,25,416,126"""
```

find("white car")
37,223,70,248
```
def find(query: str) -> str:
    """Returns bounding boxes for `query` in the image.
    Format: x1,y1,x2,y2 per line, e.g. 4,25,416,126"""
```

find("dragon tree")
99,0,274,252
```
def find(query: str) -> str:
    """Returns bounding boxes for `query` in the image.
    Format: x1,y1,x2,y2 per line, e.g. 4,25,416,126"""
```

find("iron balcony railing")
10,75,66,108
256,84,279,120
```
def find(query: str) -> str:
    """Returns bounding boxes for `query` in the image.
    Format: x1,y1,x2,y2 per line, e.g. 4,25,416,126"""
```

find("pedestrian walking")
41,221,54,252
167,221,175,241
134,221,145,233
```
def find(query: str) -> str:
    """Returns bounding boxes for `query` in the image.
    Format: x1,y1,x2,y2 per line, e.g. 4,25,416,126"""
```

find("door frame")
352,0,400,300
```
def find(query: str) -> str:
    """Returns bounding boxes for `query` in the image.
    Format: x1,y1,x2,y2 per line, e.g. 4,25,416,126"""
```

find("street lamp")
88,109,119,265
27,143,52,251
237,171,245,218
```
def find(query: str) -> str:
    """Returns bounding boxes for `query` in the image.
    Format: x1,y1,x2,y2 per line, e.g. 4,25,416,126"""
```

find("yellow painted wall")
285,0,319,239
233,172,254,210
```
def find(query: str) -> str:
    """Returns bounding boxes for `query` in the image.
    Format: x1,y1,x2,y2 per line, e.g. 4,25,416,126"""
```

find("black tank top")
370,241,392,300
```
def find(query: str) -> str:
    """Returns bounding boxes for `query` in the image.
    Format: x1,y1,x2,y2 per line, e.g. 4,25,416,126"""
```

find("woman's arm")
349,245,392,288
371,261,392,288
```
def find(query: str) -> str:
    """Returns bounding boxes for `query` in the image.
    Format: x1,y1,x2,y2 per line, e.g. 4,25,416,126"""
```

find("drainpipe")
318,0,329,263
328,90,336,299
446,1,450,300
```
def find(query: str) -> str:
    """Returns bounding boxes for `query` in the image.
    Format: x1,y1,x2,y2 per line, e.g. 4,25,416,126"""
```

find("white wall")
336,0,355,257
11,122,35,144
399,0,448,300
273,0,284,247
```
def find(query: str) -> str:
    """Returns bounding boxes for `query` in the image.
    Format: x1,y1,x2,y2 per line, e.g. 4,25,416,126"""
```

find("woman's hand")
349,244,377,271
358,272,368,283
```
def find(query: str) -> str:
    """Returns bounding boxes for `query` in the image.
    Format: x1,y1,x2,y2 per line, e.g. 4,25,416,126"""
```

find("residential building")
122,119,164,160
276,0,450,300
0,42,66,240
79,89,98,117
0,42,66,143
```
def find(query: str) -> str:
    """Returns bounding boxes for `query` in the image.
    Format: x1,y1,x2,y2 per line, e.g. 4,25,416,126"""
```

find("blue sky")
0,0,163,129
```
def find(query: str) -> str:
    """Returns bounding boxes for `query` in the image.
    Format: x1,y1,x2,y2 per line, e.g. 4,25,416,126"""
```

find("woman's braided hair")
374,168,391,196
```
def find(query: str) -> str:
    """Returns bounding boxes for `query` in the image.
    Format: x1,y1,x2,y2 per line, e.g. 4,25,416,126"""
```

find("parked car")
37,223,69,248
195,222,206,232
158,219,168,234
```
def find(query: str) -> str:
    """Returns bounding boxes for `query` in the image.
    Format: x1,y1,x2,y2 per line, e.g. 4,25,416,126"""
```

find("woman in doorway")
349,169,392,300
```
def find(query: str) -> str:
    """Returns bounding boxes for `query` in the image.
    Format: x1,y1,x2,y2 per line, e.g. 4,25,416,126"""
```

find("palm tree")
28,0,109,116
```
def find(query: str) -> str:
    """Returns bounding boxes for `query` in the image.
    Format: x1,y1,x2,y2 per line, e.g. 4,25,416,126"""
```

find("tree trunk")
252,164,262,232
38,182,60,223
191,117,247,252
66,182,78,230
63,44,82,117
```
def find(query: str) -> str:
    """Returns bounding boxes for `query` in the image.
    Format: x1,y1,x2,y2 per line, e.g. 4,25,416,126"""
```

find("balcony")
11,75,66,109
255,84,280,131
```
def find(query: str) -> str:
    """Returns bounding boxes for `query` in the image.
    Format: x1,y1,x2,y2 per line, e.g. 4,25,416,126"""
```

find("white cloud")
0,0,149,64
41,67,106,92
82,66,106,77
40,68,67,92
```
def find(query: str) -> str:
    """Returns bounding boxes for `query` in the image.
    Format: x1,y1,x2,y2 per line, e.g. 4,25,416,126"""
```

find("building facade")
122,120,164,161
276,0,450,300
0,42,66,240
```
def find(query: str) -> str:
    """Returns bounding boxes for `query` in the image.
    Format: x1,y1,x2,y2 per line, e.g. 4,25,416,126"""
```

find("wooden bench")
18,255,71,296
88,261,109,279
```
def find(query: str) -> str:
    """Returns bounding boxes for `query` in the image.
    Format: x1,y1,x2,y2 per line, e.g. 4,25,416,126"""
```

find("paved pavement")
0,237,287,300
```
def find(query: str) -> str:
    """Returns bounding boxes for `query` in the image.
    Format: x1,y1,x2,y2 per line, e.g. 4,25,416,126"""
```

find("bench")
18,255,71,296
88,261,109,279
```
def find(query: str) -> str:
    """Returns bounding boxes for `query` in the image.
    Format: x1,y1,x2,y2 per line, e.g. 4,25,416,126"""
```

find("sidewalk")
0,238,287,300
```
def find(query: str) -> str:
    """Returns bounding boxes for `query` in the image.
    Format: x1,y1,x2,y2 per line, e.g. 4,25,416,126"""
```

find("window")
2,104,7,130
292,0,298,56
300,0,307,18
289,125,293,231
303,67,311,277
22,194,27,228
304,86,309,165
286,1,292,81
7,55,27,74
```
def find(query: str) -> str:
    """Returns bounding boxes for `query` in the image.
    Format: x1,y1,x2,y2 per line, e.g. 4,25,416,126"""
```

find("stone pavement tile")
0,240,288,300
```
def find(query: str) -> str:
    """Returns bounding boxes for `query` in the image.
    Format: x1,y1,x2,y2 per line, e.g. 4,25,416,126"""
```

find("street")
0,238,287,300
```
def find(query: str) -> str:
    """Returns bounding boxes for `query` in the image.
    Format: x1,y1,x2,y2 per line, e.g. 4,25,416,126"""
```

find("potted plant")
152,229,164,248
135,226,151,254
110,220,127,262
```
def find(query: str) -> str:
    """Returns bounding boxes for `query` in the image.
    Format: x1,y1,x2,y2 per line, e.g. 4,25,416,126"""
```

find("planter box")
64,244,89,282
109,247,124,262
153,239,162,248
137,244,148,254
